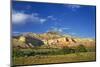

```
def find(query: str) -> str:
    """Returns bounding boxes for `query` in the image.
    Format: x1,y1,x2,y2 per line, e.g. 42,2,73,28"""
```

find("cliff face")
12,32,95,48
42,37,95,48
42,37,76,48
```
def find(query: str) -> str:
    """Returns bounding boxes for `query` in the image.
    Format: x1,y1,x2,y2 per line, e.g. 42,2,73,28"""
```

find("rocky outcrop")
42,37,95,48
12,35,44,48
42,37,77,48
12,32,95,48
12,38,29,48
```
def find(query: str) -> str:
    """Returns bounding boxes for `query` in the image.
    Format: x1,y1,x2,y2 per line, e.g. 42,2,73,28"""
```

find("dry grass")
13,52,96,66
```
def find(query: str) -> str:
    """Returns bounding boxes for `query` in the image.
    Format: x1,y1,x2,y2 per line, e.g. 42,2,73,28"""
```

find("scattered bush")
13,45,88,57
75,44,87,52
13,49,24,57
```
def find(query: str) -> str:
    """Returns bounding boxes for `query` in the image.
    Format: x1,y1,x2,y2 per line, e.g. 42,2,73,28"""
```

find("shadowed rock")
25,36,44,47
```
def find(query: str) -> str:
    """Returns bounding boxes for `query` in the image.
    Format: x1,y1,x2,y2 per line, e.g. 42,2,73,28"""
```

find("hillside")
12,32,95,48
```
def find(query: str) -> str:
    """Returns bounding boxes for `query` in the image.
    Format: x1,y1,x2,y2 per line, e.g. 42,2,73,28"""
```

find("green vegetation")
12,31,96,66
75,44,87,52
12,40,96,66
13,52,96,66
13,44,95,58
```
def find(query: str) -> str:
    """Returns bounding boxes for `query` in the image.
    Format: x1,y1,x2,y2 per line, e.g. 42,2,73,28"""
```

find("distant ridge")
12,31,95,48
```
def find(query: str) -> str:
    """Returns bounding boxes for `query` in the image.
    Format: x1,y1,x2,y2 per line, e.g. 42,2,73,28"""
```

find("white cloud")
12,11,29,24
13,32,20,34
47,16,53,18
40,19,47,24
53,27,63,32
12,10,47,24
46,27,62,33
68,4,81,9
62,28,71,30
58,29,63,32
64,4,81,11
47,15,57,21
71,33,76,35
48,27,71,33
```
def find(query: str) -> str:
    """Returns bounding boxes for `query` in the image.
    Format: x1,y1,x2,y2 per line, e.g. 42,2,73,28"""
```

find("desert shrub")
69,49,75,53
49,50,61,55
13,49,24,57
13,49,36,57
86,47,96,52
22,51,35,56
35,51,49,55
13,46,87,57
75,44,87,52
61,46,75,54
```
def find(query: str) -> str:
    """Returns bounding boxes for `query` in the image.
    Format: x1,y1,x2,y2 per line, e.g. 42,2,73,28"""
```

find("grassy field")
13,52,96,66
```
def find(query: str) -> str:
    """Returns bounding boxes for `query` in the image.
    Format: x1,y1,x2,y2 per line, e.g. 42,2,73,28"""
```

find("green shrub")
22,51,35,56
13,48,35,57
13,45,88,57
75,44,87,52
61,46,75,54
13,49,24,57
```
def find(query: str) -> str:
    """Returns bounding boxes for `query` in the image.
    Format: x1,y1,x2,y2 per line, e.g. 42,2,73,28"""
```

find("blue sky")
12,1,96,38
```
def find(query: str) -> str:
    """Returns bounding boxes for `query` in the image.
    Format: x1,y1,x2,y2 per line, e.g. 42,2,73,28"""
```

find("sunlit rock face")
18,36,26,42
12,32,95,48
42,37,95,48
12,35,44,48
41,37,77,48
12,38,29,48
